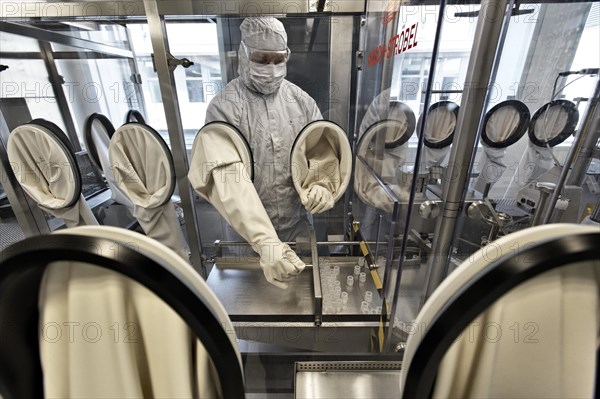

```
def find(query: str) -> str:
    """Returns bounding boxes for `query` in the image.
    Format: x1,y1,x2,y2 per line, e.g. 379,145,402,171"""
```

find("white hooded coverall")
205,17,323,242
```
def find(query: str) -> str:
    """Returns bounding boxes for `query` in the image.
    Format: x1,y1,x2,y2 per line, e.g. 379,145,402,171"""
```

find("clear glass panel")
459,1,600,257
0,56,66,131
1,18,144,231
0,30,42,51
54,55,138,147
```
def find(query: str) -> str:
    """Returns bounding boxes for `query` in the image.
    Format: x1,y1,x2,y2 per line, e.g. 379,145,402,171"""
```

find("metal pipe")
0,22,133,58
425,0,510,299
216,240,390,247
38,41,82,152
565,78,600,186
531,182,555,226
144,0,206,277
543,78,600,224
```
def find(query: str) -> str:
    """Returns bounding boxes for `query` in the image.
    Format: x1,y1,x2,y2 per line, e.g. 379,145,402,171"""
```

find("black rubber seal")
402,232,600,399
83,113,116,172
125,109,146,124
0,234,245,399
528,99,579,148
481,100,530,149
419,101,460,149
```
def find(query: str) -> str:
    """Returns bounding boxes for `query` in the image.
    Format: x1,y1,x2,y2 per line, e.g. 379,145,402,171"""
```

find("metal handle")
166,52,194,72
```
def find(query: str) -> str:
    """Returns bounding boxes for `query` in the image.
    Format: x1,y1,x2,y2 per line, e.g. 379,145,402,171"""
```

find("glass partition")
1,1,598,397
0,18,145,231
457,1,599,257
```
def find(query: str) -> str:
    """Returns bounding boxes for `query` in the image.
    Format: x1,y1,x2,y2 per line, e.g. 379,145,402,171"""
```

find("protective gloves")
189,124,305,289
110,124,189,261
8,123,99,227
292,121,352,215
254,239,306,289
301,184,335,214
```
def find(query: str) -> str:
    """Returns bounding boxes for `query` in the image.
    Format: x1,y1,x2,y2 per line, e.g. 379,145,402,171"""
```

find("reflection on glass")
474,100,530,194
0,57,66,131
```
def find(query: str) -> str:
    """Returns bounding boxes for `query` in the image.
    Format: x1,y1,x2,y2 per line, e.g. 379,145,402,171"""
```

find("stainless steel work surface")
206,266,315,322
295,370,402,398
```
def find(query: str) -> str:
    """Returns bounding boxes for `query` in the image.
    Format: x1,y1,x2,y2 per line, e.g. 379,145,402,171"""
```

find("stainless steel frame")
143,0,206,276
0,1,366,19
567,79,600,186
38,40,82,151
0,22,133,58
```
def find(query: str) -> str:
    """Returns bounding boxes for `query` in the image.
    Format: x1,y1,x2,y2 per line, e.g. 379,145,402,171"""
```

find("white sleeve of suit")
189,129,305,289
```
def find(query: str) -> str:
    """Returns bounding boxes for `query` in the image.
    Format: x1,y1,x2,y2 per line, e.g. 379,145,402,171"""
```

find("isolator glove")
301,184,335,214
475,102,528,193
110,123,189,261
189,123,305,289
291,121,352,215
7,122,98,227
420,102,459,169
254,239,305,289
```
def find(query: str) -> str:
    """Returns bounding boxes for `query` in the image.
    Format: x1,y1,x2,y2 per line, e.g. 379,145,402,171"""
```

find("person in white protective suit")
191,17,345,289
204,17,324,242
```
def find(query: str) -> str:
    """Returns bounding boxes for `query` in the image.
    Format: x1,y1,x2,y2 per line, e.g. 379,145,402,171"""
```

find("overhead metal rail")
0,0,366,19
0,21,133,58
1,0,598,19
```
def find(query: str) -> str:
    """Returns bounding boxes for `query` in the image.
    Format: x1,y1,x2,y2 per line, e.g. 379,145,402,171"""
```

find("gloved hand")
189,125,307,289
301,185,335,214
255,240,306,289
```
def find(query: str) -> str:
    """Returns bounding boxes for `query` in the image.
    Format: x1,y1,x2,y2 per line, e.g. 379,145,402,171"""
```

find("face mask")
248,62,286,94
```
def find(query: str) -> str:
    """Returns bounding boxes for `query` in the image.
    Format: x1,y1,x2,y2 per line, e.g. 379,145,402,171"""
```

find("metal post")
144,0,206,277
39,41,82,152
542,78,600,224
566,78,600,186
425,0,510,298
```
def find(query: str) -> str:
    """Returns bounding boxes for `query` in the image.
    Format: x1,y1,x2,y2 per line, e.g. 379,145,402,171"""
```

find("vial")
346,275,354,287
334,280,341,288
370,308,378,314
354,265,361,276
341,291,348,304
376,306,382,314
365,291,373,303
361,301,370,314
359,272,367,284
335,299,342,313
333,265,340,276
334,286,342,298
358,257,366,267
